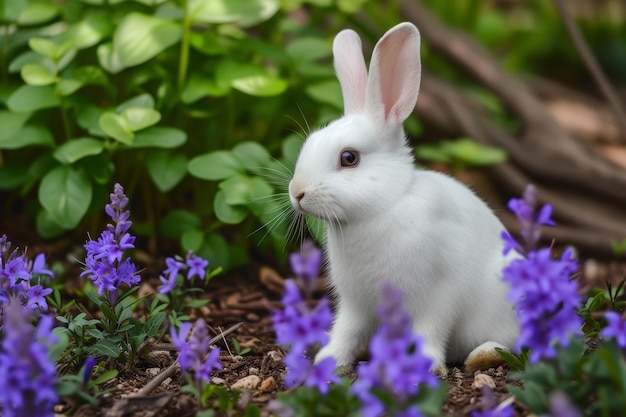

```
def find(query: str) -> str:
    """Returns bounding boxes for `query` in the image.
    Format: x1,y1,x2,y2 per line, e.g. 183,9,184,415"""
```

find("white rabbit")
288,22,519,375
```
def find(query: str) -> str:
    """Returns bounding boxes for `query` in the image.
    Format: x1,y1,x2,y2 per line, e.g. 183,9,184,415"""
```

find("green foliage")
275,379,362,417
611,239,626,257
508,338,626,416
416,138,507,173
0,0,366,268
56,359,119,410
230,337,251,356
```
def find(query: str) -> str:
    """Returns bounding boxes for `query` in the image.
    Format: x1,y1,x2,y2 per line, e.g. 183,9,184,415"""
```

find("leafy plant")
1,0,378,269
415,138,507,173
230,337,251,356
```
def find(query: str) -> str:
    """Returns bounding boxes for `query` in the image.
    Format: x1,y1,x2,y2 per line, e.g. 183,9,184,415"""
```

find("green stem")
2,25,8,85
177,0,191,95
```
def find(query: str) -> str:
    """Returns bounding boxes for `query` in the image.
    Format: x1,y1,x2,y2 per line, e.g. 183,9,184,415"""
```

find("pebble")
471,373,496,390
146,368,161,377
259,376,276,392
248,367,259,375
211,377,226,386
231,374,261,390
246,312,260,322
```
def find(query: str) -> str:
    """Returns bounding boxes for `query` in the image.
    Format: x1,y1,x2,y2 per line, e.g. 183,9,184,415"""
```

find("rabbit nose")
295,191,305,202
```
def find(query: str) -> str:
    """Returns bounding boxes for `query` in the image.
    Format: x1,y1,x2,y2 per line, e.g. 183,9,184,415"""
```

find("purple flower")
547,391,581,417
0,299,58,417
505,185,555,255
0,235,54,312
289,239,322,283
82,184,138,295
503,187,582,363
158,274,177,294
26,285,52,311
157,252,210,294
601,312,626,348
471,386,515,417
272,278,338,390
82,357,97,386
352,282,438,417
171,319,222,385
186,253,208,280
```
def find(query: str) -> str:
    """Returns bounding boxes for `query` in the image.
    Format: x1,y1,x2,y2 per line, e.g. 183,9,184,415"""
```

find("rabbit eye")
340,149,360,167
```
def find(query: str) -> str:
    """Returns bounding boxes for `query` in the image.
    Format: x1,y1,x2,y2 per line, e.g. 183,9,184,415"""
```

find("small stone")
246,312,260,322
259,376,276,392
231,374,261,391
146,368,161,377
471,373,496,390
248,367,259,375
267,350,282,362
211,377,226,386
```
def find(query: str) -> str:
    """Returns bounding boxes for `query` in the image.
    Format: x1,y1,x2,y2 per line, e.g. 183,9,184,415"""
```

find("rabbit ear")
333,29,368,115
365,22,421,124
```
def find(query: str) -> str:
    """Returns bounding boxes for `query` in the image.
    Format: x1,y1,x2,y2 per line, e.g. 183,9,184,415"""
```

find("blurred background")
1,0,625,271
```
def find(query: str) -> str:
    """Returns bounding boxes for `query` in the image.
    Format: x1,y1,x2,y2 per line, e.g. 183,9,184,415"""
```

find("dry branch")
398,0,626,256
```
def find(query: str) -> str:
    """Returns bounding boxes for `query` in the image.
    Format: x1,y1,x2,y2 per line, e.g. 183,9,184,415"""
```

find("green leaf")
58,12,113,50
160,210,202,239
21,63,57,85
7,85,60,112
8,51,47,74
38,165,93,229
28,38,60,60
99,112,134,144
98,12,182,73
92,369,118,385
305,80,342,109
286,37,332,62
219,175,272,206
143,311,166,338
121,107,161,131
77,154,115,184
219,175,251,206
54,138,104,164
214,190,248,224
232,141,272,171
0,125,54,149
281,134,303,165
188,151,244,181
189,0,279,26
181,229,204,252
0,111,31,142
56,79,84,96
131,127,187,148
181,73,230,104
231,75,288,97
100,302,117,323
18,1,59,25
36,209,67,239
89,339,120,358
2,0,28,22
145,150,187,192
117,93,155,112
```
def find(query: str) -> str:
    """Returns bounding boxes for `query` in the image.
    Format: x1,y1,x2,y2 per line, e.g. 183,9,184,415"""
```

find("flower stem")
177,0,191,95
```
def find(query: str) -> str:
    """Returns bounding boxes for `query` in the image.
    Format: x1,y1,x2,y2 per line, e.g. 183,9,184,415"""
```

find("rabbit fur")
288,22,519,375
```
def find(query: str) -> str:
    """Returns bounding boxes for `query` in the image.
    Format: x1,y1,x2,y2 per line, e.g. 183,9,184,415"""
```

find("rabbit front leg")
413,322,450,377
315,297,371,371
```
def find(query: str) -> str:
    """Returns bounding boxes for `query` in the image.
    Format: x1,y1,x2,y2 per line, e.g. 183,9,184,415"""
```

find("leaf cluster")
0,0,369,269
